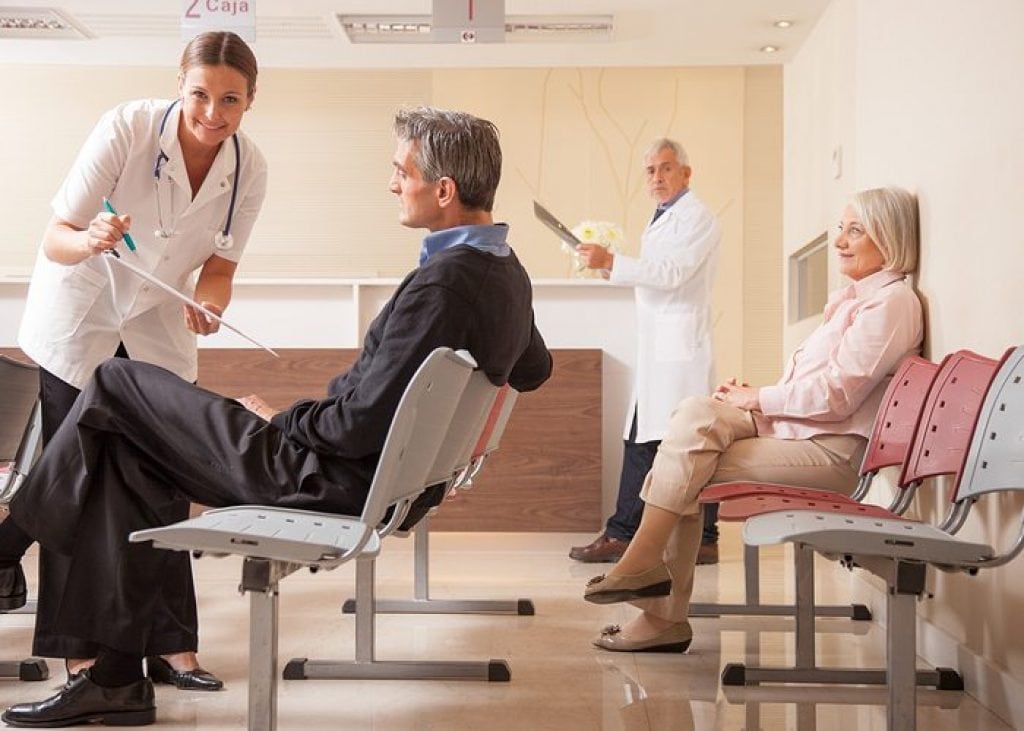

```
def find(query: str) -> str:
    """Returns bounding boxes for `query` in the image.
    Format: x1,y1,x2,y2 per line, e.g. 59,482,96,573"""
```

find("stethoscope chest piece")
214,231,234,251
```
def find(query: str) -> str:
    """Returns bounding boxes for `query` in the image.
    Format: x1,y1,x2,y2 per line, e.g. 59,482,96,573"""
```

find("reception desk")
0,276,634,532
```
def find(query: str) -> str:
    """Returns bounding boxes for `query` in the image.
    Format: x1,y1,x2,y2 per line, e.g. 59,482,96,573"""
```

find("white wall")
785,0,1024,724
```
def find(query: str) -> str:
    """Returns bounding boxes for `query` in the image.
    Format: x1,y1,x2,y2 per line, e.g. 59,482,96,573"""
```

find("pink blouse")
755,269,923,441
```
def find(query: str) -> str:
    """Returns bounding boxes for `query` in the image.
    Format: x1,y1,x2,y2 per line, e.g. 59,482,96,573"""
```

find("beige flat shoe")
592,622,692,653
583,563,672,604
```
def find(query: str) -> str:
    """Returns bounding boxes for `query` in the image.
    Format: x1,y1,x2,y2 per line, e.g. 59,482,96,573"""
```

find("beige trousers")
632,396,864,622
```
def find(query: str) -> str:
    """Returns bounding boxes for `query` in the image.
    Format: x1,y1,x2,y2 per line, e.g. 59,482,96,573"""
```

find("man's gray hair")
644,138,690,167
393,107,502,212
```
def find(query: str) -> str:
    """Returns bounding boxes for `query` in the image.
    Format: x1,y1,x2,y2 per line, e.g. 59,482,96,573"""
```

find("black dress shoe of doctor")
0,563,26,612
0,670,155,727
146,656,224,691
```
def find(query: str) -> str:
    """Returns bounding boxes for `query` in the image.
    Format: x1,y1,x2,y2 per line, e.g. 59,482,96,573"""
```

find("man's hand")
577,244,614,276
238,394,278,421
712,377,761,412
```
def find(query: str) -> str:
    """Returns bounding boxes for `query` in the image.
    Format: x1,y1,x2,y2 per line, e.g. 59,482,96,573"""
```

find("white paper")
104,252,279,358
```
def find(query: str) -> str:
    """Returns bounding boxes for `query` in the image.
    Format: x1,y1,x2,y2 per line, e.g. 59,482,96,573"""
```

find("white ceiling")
0,1,830,68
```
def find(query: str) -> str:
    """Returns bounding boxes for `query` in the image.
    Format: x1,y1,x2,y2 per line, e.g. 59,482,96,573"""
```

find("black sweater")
271,245,552,466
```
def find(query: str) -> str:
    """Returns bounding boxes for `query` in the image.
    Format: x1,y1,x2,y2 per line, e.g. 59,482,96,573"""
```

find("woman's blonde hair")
850,187,919,274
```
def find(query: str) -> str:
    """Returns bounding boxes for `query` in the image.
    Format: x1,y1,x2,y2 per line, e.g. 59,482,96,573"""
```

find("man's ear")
436,177,458,208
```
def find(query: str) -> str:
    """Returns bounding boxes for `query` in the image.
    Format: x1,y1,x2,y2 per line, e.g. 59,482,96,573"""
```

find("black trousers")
604,409,719,544
32,349,199,658
10,359,366,656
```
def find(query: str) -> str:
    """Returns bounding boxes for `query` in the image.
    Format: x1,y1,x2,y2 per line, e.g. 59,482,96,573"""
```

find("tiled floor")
0,525,1013,730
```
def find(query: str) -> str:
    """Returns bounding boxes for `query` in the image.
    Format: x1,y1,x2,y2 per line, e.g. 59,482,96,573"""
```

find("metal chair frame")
341,386,535,619
132,348,483,731
719,351,1000,698
732,346,1024,730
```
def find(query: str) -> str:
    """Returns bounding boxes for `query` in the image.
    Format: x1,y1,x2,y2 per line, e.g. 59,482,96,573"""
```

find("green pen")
102,197,137,252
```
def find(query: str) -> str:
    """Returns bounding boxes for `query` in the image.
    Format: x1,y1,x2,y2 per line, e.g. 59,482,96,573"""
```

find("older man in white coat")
569,138,721,565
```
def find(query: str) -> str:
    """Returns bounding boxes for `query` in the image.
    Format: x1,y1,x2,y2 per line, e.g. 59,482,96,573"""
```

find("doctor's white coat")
609,191,721,443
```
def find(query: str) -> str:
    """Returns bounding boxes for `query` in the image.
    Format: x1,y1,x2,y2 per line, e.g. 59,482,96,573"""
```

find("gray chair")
288,371,518,683
131,348,478,731
0,355,49,682
740,345,1024,730
341,384,534,619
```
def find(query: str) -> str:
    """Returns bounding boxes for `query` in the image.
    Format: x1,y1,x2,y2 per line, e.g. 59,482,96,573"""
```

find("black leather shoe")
146,656,223,691
1,669,155,727
0,563,26,611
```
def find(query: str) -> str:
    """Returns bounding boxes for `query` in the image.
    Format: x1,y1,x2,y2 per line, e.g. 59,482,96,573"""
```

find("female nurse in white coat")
0,31,268,691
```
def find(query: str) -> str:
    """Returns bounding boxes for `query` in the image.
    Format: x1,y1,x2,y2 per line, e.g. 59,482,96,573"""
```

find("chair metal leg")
887,562,925,731
721,550,961,701
689,544,871,620
241,558,289,731
285,555,511,682
341,519,534,616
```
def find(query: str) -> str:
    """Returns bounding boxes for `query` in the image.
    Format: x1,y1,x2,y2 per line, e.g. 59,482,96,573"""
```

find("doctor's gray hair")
850,187,919,274
644,138,689,167
180,31,258,99
393,107,502,212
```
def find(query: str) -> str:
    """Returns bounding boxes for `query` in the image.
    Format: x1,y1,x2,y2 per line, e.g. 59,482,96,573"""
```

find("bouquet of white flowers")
562,220,624,278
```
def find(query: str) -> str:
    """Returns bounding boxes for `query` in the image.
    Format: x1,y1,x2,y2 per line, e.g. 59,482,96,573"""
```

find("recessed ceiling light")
760,45,779,53
773,20,793,29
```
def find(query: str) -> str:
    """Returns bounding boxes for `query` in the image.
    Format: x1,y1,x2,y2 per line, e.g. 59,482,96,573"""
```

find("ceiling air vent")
0,6,89,39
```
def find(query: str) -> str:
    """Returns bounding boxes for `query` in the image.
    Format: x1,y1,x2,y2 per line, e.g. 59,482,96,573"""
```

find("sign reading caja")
182,0,255,42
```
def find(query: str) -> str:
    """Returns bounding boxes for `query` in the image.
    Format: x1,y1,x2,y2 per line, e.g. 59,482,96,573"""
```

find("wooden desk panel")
197,348,603,532
1,347,603,532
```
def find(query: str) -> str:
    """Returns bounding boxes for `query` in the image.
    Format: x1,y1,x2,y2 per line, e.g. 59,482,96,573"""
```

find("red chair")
738,344,1024,729
689,354,940,621
719,349,1007,700
718,350,997,523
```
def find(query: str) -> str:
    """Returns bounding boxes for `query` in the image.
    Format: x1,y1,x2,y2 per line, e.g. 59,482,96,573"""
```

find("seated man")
2,107,552,728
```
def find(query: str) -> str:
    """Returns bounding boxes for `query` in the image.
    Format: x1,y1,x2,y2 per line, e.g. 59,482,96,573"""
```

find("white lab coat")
18,99,268,389
609,191,721,442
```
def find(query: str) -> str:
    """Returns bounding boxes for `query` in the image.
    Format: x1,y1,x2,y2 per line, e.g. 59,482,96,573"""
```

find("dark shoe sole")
146,660,224,692
584,579,673,605
635,639,692,653
1,707,155,727
569,552,623,563
0,593,27,612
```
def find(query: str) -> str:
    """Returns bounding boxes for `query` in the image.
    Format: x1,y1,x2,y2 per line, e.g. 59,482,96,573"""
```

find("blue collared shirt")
653,188,689,223
419,223,512,266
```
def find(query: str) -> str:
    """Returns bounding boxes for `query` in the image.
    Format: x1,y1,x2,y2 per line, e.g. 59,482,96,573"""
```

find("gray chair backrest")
957,344,1024,501
359,348,475,528
424,370,499,486
0,355,39,462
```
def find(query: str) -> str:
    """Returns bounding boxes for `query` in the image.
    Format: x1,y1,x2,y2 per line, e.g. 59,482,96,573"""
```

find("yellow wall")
785,0,1024,719
0,63,782,381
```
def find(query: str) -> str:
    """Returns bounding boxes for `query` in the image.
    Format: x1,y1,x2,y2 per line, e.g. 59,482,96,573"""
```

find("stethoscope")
153,99,240,251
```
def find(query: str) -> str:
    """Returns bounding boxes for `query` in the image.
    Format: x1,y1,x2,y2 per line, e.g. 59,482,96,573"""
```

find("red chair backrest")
900,349,1002,497
859,356,940,476
470,385,512,460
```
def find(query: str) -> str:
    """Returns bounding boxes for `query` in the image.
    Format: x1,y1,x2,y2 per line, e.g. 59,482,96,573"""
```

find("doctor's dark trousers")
10,359,367,655
605,409,719,545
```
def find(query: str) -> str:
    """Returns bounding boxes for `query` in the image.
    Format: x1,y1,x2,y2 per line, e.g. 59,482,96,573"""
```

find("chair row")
131,347,523,731
699,345,1024,731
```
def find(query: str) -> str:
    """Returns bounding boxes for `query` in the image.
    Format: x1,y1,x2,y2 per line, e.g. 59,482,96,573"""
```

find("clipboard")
103,252,279,357
533,201,581,249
